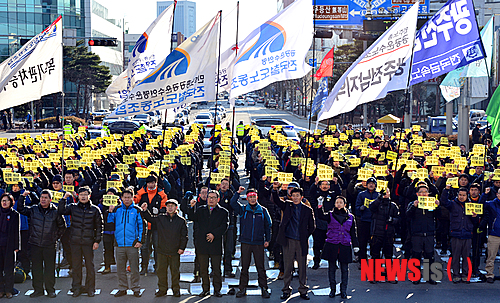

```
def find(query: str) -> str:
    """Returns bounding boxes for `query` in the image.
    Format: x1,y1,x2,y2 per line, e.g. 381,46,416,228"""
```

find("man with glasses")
188,190,228,297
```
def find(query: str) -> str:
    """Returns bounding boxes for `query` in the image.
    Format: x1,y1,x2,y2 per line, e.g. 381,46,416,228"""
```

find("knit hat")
52,175,63,183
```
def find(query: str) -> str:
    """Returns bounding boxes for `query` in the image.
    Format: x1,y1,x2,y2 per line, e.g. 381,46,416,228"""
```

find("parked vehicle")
108,121,162,137
194,113,214,127
267,99,277,108
247,98,256,106
236,99,245,106
427,116,458,134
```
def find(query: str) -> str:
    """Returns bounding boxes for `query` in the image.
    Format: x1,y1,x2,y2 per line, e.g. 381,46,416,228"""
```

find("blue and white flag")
228,0,313,99
106,4,174,104
108,13,220,118
410,0,485,85
310,77,328,119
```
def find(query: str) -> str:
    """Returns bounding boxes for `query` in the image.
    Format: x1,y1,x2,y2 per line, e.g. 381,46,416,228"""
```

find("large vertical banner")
0,16,63,110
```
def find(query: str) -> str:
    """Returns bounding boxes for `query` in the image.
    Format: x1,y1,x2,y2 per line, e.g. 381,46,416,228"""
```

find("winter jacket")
406,200,439,236
271,190,315,256
142,209,188,255
12,189,31,231
440,188,477,239
369,196,399,237
230,192,271,246
17,196,66,248
187,204,229,255
133,186,168,230
318,208,359,264
479,195,500,237
309,183,341,230
107,204,145,247
58,200,103,245
355,189,379,222
0,208,20,252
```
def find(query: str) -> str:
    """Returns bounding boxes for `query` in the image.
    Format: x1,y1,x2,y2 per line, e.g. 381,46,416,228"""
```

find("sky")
103,0,279,50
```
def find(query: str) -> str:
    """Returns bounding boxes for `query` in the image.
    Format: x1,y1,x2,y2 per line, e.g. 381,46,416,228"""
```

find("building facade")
157,0,196,38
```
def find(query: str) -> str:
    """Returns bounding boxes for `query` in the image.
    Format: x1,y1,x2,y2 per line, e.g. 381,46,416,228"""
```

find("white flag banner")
218,44,238,108
317,2,419,123
108,13,220,118
0,16,62,110
106,4,174,104
228,0,313,99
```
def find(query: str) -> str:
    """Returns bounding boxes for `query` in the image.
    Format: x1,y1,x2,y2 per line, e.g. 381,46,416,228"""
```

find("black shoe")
329,290,336,298
341,292,348,299
225,272,236,278
87,291,95,297
47,292,56,298
487,277,494,283
139,267,147,275
428,279,438,285
133,291,142,297
312,263,320,270
114,290,127,297
30,291,44,298
173,291,181,297
280,292,290,300
300,293,310,300
191,275,201,283
214,290,223,297
72,289,82,297
228,288,236,295
261,288,270,298
236,289,246,298
155,290,167,297
199,290,210,297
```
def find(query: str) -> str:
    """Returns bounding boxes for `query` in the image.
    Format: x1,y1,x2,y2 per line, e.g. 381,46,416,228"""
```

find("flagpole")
230,1,240,188
159,0,177,177
61,37,65,188
304,0,316,180
209,11,223,180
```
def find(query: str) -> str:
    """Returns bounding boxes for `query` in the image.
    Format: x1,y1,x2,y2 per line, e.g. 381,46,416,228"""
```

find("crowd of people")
0,119,499,300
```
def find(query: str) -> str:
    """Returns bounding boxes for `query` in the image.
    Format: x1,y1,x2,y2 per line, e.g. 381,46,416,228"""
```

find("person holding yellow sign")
97,187,119,275
406,184,440,285
441,185,478,283
354,177,379,262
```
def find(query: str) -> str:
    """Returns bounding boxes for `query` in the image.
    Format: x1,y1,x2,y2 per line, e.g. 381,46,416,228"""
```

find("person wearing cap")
354,177,379,262
231,187,271,298
188,190,229,298
58,186,103,297
17,189,66,298
107,188,145,297
133,174,168,275
97,187,119,274
236,121,246,152
271,185,315,300
368,185,399,284
141,198,187,297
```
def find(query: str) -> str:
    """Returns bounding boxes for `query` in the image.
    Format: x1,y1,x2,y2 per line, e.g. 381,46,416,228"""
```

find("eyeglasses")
207,196,218,200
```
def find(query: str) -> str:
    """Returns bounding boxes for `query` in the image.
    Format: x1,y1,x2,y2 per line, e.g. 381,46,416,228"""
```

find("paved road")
6,104,500,302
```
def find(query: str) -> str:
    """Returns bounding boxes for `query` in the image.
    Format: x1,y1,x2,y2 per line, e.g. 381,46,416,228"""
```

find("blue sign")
314,0,429,26
308,58,317,67
410,0,484,85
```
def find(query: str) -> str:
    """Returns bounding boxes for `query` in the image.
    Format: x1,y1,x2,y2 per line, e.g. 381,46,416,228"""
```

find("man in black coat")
18,190,66,298
188,190,229,297
271,185,315,300
59,186,103,297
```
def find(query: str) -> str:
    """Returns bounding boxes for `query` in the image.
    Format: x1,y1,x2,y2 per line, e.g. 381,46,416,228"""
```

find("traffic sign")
314,0,429,26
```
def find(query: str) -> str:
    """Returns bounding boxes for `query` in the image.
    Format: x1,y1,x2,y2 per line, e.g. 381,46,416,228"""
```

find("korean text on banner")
228,0,313,99
410,0,485,85
108,13,220,118
0,16,62,110
317,3,419,123
106,4,174,104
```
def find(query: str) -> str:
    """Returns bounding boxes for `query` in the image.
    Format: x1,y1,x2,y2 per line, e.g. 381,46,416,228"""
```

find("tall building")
157,1,196,38
0,0,124,115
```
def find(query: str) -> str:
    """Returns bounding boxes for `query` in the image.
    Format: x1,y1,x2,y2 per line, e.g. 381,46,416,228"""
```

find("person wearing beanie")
97,187,119,274
133,174,168,275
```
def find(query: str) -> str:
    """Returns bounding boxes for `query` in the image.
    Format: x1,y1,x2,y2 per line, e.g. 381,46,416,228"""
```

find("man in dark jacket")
406,184,439,285
17,190,66,298
188,190,229,297
107,189,145,297
369,186,399,284
309,177,341,269
142,199,187,298
441,185,478,283
355,177,379,261
271,185,315,300
231,187,271,298
217,178,236,278
59,186,103,297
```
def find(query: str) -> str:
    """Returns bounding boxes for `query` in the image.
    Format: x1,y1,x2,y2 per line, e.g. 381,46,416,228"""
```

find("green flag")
486,86,500,146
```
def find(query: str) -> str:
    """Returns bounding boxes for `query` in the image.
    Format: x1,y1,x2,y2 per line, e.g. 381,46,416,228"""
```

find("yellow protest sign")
63,185,74,193
446,177,459,188
348,157,360,167
181,157,191,165
116,164,129,173
107,181,122,191
386,151,397,161
291,157,304,166
412,124,421,132
425,155,439,166
364,198,374,208
358,168,373,181
374,165,387,177
102,195,119,207
210,172,224,185
317,166,334,181
418,196,437,210
432,166,445,176
465,203,483,215
376,180,388,193
445,163,458,174
278,172,293,184
50,190,64,202
471,155,484,167
66,160,80,170
4,172,20,184
123,155,135,164
440,136,449,145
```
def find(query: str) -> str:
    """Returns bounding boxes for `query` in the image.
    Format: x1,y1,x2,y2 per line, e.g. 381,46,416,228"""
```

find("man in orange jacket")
134,175,168,275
